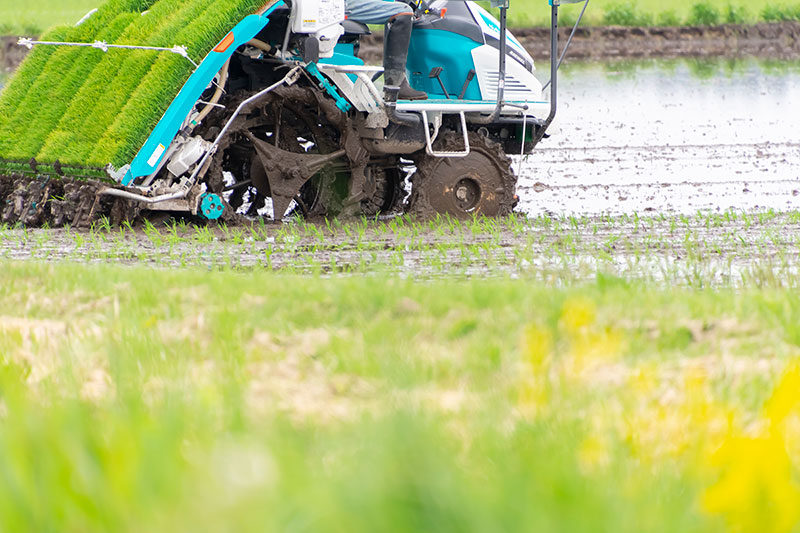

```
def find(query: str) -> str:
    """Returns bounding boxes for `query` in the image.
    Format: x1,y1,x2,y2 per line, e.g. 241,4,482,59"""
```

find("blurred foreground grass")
3,260,800,530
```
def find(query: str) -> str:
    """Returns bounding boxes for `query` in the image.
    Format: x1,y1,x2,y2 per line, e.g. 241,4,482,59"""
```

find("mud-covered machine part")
0,82,407,228
0,174,137,228
198,82,406,221
409,132,516,219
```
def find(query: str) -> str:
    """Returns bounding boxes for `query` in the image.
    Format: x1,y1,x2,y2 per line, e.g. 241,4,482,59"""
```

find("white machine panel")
471,45,543,102
465,2,535,68
291,0,346,33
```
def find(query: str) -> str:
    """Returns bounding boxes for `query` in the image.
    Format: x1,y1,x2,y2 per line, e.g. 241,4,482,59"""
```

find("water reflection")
564,57,800,80
520,57,800,215
0,56,798,215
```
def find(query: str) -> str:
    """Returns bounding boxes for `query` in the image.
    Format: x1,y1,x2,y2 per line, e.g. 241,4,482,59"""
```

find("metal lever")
458,69,475,100
428,67,449,99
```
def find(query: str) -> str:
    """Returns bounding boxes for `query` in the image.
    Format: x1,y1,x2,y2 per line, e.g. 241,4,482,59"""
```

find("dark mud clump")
359,21,800,62
1,36,28,71
0,174,134,227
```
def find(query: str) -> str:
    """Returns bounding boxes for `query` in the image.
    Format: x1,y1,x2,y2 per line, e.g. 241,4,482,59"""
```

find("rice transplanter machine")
11,0,587,224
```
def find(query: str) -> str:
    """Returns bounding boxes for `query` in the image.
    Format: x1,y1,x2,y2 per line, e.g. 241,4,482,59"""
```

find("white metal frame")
317,64,384,113
16,38,198,67
422,111,470,158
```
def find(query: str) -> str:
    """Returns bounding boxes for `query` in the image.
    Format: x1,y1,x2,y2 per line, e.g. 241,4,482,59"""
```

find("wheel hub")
454,177,480,211
199,192,225,220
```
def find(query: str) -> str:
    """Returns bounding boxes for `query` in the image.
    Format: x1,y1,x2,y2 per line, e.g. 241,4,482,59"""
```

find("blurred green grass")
2,259,800,530
0,1,101,35
504,0,799,26
1,0,799,35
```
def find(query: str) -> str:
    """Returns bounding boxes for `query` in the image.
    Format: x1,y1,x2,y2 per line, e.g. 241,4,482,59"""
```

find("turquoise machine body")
406,1,538,101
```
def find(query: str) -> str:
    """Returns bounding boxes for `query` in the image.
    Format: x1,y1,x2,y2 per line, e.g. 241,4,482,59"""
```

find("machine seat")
341,20,371,35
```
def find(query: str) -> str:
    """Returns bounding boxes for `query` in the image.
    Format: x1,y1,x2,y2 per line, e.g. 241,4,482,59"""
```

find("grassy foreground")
3,260,800,530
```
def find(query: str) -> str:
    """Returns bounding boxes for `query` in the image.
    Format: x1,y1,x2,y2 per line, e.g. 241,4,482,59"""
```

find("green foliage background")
0,0,100,35
0,0,270,171
3,0,800,34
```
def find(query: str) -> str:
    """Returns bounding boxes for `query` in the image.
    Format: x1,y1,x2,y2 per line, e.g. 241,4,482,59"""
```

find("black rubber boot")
383,14,427,101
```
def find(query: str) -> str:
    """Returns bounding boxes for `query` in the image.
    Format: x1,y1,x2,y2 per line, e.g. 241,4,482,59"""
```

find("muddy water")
520,57,800,215
3,57,800,283
1,57,799,217
3,212,800,286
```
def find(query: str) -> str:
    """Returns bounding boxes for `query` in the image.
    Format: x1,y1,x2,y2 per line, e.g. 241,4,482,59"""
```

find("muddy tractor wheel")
361,165,404,217
201,85,409,221
303,162,404,218
408,131,517,219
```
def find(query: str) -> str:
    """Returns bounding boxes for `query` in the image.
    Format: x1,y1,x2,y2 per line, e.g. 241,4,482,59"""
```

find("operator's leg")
345,0,409,24
383,13,427,100
345,0,427,100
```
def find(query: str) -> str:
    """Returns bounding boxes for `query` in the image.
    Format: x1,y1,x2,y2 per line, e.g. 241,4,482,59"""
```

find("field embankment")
519,21,800,59
4,21,800,73
359,21,800,62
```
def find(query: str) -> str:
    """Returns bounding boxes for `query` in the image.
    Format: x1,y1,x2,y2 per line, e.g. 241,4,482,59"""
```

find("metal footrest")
422,111,470,158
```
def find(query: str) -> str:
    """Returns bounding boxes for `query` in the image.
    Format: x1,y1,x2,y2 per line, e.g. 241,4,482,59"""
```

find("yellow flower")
569,328,624,364
622,365,735,464
559,297,596,334
702,432,800,533
523,325,553,370
765,362,800,427
628,363,659,396
577,434,611,473
518,325,553,417
518,381,548,415
558,299,624,375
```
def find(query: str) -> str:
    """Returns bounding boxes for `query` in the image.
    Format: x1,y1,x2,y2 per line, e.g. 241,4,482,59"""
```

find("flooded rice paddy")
522,57,800,215
2,57,800,283
2,210,800,287
2,57,797,218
